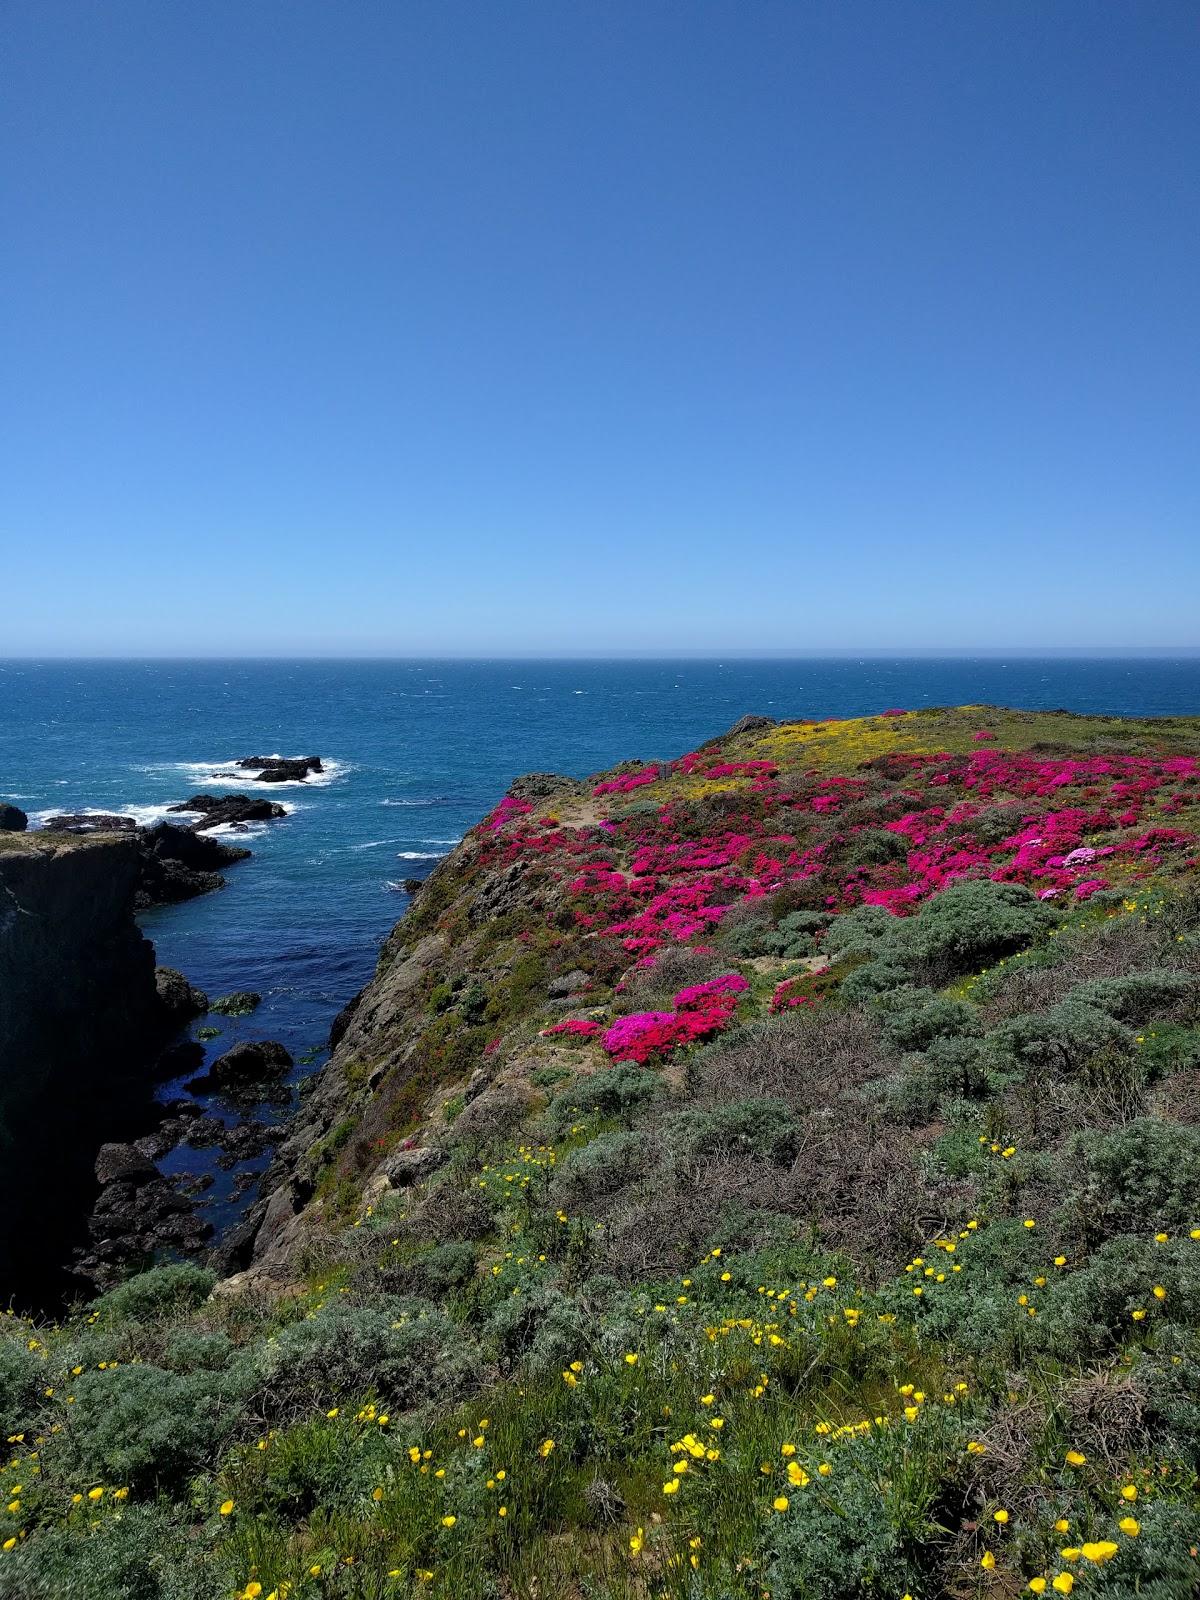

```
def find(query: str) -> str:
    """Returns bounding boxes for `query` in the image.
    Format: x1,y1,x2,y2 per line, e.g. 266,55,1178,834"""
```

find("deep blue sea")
3,657,1199,1237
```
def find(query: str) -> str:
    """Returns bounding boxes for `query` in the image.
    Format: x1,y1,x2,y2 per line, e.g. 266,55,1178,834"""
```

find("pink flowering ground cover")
471,709,1200,1063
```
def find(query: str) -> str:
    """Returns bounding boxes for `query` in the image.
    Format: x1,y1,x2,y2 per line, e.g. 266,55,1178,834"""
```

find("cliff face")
0,832,163,1303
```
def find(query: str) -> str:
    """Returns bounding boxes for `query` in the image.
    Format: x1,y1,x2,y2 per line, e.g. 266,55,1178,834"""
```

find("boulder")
548,969,591,999
188,1039,293,1095
94,1142,159,1186
378,1145,446,1187
209,990,262,1016
167,793,287,830
236,755,322,783
0,804,27,832
155,966,209,1021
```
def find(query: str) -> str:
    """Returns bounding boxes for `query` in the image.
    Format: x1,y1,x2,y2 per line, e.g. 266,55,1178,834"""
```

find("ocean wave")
379,796,453,808
420,836,462,845
396,849,447,860
350,838,402,851
29,802,198,829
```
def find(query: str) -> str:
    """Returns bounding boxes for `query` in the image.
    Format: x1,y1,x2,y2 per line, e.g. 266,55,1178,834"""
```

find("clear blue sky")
3,3,1198,655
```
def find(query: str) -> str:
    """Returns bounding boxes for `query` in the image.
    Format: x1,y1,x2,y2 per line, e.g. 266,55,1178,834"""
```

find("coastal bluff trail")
4,705,1200,1599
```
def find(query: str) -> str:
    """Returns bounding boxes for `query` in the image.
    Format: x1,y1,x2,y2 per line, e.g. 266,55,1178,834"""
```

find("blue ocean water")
3,656,1199,1236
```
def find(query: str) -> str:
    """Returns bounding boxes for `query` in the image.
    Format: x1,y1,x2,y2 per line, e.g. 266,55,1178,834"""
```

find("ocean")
3,656,1199,1242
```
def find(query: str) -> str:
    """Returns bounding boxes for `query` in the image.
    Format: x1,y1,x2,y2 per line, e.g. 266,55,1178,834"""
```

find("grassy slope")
3,706,1200,1600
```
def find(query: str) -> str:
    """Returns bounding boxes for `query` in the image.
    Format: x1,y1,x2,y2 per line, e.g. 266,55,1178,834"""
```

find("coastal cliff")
0,833,165,1302
4,707,1200,1598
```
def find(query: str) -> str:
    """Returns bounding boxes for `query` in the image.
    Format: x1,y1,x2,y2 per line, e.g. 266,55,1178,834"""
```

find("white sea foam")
420,837,462,845
168,756,349,790
396,849,447,860
380,796,451,808
29,802,197,829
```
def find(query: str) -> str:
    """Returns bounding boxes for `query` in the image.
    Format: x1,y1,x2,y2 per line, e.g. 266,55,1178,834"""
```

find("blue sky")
3,3,1198,655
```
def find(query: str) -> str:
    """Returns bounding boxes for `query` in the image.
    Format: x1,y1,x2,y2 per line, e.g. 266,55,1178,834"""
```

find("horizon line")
4,648,1200,665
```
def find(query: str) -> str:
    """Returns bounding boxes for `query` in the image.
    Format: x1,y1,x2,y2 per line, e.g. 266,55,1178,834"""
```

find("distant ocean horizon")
4,654,1199,1234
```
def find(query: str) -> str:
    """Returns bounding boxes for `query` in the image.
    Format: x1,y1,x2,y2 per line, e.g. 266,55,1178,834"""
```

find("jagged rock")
379,1145,446,1187
209,990,262,1016
168,793,287,830
548,969,591,999
188,1039,293,1095
236,755,322,783
42,812,137,832
725,714,777,738
156,966,209,1021
134,822,251,910
463,1067,488,1103
0,804,27,832
94,1142,159,1186
507,772,586,802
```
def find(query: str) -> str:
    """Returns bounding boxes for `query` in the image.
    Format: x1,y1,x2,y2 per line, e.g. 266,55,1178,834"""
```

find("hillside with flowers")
4,705,1200,1599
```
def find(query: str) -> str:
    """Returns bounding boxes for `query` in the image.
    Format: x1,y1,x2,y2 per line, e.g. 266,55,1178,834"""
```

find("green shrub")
763,1426,950,1598
876,987,981,1052
0,1331,45,1438
93,1264,215,1324
161,1330,235,1373
1069,970,1198,1023
835,880,1057,998
1063,1119,1200,1243
483,1283,591,1371
543,1065,662,1134
1030,1235,1200,1360
550,1131,650,1208
67,1362,243,1493
0,1504,212,1600
985,999,1132,1080
248,1299,477,1418
668,1097,804,1164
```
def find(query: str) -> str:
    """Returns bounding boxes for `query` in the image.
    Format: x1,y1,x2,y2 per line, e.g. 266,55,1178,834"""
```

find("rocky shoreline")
0,757,329,1307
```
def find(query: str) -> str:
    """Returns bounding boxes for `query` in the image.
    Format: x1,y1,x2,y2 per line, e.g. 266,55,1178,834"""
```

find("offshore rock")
134,821,250,909
188,1039,293,1096
0,804,28,831
168,793,288,829
43,811,137,832
236,755,322,783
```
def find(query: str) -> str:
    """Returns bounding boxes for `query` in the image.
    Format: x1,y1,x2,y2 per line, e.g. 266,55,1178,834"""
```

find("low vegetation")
3,707,1200,1598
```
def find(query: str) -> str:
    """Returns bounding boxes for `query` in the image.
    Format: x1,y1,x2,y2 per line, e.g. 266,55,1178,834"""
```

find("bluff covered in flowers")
3,706,1200,1600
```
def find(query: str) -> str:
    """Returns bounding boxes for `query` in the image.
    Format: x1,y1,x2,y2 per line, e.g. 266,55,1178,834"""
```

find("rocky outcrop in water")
236,755,323,783
168,793,288,829
35,815,251,907
0,804,27,831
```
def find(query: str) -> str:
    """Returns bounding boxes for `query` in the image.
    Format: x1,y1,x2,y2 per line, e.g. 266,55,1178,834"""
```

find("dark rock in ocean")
0,803,27,832
155,966,209,1021
213,1120,275,1167
134,822,250,910
154,1040,206,1082
43,811,137,832
236,755,322,783
188,1039,293,1096
168,793,287,830
401,877,425,895
209,990,263,1016
94,1142,159,1186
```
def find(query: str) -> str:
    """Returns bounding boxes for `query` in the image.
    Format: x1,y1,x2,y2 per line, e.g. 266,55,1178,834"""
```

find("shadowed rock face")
0,803,27,831
0,832,173,1306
